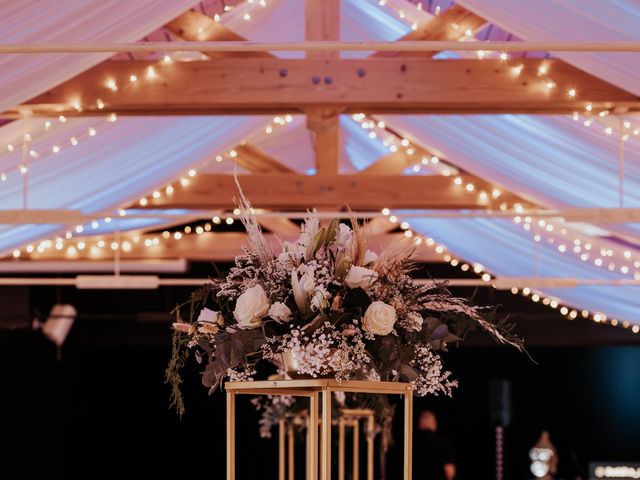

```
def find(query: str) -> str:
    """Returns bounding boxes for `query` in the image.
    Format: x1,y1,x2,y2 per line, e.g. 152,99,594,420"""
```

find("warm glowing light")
96,99,105,109
70,137,78,146
163,54,173,64
106,79,118,91
537,65,548,75
499,52,509,61
567,88,576,97
88,127,96,136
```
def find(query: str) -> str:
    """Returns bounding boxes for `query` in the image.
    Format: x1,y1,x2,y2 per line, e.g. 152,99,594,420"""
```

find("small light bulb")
88,127,96,136
163,54,172,64
96,99,105,109
499,52,509,61
52,145,60,153
567,88,577,97
58,115,67,123
70,137,78,146
129,74,137,83
188,169,197,177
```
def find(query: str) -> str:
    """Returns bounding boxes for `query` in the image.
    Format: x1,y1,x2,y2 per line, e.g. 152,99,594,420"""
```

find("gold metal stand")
225,379,413,480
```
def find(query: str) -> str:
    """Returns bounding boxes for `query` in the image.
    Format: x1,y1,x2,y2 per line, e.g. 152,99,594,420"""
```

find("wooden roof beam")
18,58,638,115
15,232,442,263
139,173,526,210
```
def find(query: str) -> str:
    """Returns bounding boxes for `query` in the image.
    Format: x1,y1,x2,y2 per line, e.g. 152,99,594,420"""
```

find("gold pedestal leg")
288,424,295,480
353,419,360,480
338,419,345,480
321,389,332,480
227,391,236,480
309,393,319,480
403,392,413,480
367,416,374,480
279,420,286,480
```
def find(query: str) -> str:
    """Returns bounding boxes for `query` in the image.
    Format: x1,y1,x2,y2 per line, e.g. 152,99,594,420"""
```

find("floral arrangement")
166,192,523,416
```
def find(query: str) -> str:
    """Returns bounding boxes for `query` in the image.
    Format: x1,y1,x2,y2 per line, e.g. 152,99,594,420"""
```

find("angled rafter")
372,4,486,58
233,143,296,173
18,58,638,115
140,173,526,210
166,10,274,59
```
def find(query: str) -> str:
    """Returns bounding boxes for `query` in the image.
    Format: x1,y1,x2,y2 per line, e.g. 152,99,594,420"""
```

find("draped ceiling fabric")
0,116,268,255
0,0,198,113
2,0,640,323
457,0,640,97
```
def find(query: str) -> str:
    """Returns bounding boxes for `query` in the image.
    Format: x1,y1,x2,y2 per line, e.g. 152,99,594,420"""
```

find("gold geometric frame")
277,408,376,480
225,379,413,480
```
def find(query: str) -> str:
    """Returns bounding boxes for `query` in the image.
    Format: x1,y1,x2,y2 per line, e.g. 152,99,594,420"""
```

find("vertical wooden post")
367,415,375,480
288,423,295,480
304,0,340,59
403,391,413,480
305,0,341,175
306,108,341,175
279,419,286,480
321,388,332,480
227,391,236,480
309,393,319,480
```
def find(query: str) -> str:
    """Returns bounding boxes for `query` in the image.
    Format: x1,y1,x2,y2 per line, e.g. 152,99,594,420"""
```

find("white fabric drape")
457,0,640,96
0,0,198,112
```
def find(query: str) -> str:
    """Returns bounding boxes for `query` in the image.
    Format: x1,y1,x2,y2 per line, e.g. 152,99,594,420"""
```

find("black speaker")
489,379,512,427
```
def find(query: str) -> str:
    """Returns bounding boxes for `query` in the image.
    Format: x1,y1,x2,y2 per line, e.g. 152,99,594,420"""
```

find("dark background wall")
1,269,639,480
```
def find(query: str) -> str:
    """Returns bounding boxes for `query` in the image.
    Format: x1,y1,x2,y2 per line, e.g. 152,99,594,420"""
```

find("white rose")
299,271,316,295
310,289,330,311
197,308,221,334
344,266,378,289
363,301,396,335
336,223,352,247
234,285,270,330
197,308,220,325
404,312,424,332
363,250,378,266
268,302,293,323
